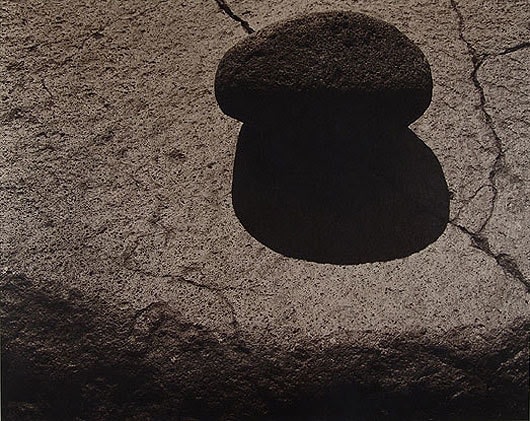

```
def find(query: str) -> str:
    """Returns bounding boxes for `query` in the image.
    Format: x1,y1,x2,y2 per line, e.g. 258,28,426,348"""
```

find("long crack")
450,222,530,292
450,0,504,233
214,0,255,34
449,0,530,292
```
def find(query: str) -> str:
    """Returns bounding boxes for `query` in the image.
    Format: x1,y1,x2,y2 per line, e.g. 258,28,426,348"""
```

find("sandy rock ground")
1,0,529,419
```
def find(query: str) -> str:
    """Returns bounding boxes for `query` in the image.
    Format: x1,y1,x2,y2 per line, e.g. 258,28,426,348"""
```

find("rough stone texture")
1,0,529,420
478,50,530,282
215,11,432,126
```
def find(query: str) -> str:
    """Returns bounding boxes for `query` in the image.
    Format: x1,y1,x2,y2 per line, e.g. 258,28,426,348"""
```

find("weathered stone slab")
2,0,529,419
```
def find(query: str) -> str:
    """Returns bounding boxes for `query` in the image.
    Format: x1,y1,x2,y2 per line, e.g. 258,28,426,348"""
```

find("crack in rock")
450,222,530,292
450,0,503,233
171,274,242,335
214,0,254,34
449,0,529,292
118,263,243,337
498,41,530,56
40,78,54,99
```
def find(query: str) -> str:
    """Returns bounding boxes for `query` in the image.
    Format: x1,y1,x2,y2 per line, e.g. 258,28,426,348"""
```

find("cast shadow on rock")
232,122,449,264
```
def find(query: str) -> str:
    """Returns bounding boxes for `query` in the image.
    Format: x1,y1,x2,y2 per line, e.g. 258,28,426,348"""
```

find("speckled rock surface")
215,11,432,125
1,0,529,420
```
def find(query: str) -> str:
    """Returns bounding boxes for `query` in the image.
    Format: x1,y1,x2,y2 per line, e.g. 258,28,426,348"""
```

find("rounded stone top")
215,11,433,126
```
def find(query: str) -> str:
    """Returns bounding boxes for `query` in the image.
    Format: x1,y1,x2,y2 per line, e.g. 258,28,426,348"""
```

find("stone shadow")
232,121,449,264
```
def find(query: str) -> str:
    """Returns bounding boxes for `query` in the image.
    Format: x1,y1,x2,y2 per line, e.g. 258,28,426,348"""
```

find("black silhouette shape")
232,121,448,264
215,12,449,264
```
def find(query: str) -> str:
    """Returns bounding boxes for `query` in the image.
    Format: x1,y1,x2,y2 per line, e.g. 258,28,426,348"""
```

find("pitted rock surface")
215,11,432,125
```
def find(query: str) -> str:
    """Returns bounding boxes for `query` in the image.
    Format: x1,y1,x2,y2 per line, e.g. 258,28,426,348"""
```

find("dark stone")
215,11,432,126
216,12,445,264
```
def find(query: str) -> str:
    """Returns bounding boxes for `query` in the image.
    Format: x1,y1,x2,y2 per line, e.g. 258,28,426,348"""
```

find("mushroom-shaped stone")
215,11,432,126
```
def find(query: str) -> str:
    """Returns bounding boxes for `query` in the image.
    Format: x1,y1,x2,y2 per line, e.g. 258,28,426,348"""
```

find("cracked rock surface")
1,0,529,419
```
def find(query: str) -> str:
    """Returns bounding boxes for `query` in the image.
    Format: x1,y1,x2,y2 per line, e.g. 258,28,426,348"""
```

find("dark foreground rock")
2,272,528,420
215,11,432,126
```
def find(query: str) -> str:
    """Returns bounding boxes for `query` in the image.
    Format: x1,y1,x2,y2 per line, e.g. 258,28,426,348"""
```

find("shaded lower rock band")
2,272,528,420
